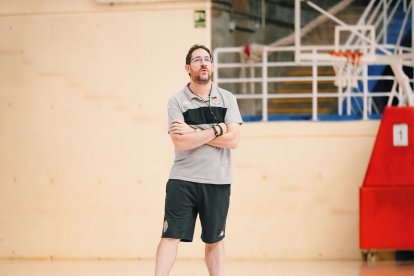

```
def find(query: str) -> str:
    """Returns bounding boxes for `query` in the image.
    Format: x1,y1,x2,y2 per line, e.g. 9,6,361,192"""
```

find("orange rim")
329,51,363,64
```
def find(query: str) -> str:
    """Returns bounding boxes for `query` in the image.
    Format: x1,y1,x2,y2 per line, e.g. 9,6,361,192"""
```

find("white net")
330,51,363,88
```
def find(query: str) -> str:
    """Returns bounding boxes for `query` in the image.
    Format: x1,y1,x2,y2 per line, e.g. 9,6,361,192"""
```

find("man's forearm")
206,130,239,149
170,121,239,150
171,127,216,151
207,123,240,149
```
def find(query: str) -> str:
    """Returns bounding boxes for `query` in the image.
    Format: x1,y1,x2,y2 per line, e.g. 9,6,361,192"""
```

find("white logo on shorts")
163,220,168,233
218,230,224,238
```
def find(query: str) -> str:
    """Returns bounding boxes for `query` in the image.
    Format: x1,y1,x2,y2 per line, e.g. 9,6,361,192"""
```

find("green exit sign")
194,10,206,28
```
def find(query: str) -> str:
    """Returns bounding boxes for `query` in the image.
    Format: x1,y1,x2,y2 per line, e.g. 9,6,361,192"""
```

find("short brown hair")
185,44,212,65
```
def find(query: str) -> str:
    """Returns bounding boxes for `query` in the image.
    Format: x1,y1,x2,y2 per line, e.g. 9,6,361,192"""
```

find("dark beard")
192,74,212,85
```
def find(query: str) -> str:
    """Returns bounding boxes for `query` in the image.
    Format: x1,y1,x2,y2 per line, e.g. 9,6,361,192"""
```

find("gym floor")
1,259,414,276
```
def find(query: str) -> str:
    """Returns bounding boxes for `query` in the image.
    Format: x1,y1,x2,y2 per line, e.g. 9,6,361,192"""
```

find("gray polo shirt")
167,83,243,184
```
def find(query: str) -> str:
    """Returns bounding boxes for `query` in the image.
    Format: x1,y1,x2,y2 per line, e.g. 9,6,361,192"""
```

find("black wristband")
212,124,219,136
216,124,223,136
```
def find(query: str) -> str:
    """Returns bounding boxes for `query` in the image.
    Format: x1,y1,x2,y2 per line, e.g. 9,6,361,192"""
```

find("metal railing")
213,0,413,121
213,44,412,121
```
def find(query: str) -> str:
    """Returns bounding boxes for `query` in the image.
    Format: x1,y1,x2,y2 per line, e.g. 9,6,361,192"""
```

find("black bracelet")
216,124,223,136
212,124,219,136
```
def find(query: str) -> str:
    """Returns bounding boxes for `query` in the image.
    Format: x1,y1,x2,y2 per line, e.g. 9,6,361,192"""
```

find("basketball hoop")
330,51,363,88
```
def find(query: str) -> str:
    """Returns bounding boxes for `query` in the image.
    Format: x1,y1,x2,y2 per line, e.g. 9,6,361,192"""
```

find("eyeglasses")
191,56,212,64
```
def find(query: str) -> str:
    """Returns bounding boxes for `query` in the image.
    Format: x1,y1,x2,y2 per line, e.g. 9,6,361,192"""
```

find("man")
155,44,242,276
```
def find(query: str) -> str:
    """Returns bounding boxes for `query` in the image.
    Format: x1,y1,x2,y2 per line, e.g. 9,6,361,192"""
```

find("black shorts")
161,179,231,244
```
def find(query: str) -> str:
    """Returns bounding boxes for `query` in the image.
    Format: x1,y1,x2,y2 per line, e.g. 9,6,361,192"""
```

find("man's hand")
170,120,195,135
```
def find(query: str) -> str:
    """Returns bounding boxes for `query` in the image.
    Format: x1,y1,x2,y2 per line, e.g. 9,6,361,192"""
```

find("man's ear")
184,64,190,73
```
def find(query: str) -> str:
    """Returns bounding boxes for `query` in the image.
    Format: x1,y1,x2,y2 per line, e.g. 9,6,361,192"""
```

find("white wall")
0,0,379,260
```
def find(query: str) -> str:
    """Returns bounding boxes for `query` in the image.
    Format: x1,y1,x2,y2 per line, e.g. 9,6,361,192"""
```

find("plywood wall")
0,0,379,260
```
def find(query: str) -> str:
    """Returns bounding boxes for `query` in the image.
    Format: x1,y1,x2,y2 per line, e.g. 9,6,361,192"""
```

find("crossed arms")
169,120,241,151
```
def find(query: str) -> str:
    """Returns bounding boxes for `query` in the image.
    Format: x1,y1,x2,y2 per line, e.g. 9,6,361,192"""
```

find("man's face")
185,48,214,85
